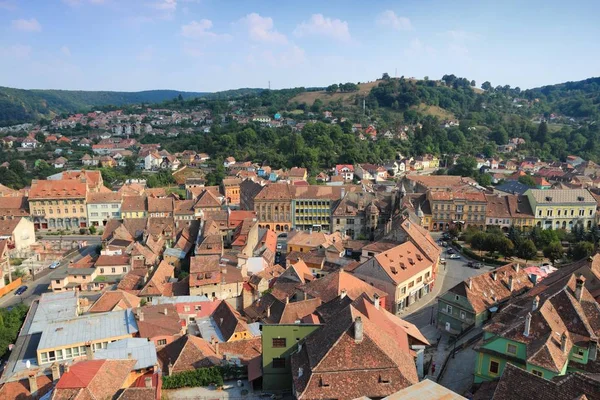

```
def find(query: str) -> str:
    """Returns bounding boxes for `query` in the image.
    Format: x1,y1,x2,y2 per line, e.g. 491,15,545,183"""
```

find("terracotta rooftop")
29,179,87,199
301,269,387,304
136,304,182,340
157,334,219,374
88,290,141,313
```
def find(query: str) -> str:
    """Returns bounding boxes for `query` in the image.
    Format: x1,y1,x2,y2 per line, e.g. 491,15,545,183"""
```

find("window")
489,360,500,375
460,311,466,320
507,343,517,355
194,305,202,311
100,268,104,274
446,305,453,314
48,350,56,362
531,369,543,377
41,352,48,363
122,267,127,272
111,267,116,273
72,347,80,357
401,287,406,295
157,339,167,346
408,281,414,288
55,279,60,284
574,347,585,358
65,348,72,358
272,338,287,348
184,305,191,312
416,276,422,283
272,358,286,368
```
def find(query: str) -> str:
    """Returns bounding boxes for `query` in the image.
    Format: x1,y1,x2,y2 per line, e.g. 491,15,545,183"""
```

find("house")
224,157,236,168
144,151,162,170
29,179,89,231
261,324,321,391
290,296,421,399
86,191,122,227
353,241,436,313
335,164,354,182
88,289,141,313
36,309,138,365
474,273,600,383
151,295,221,325
254,183,293,233
437,263,534,335
288,167,308,182
0,217,35,250
135,304,184,347
158,334,220,375
51,359,137,399
526,188,596,230
95,254,131,277
121,195,147,219
486,363,600,400
427,190,488,232
221,177,242,206
138,261,175,300
148,197,173,217
210,300,254,342
331,191,392,239
53,157,68,169
189,255,244,303
21,137,38,148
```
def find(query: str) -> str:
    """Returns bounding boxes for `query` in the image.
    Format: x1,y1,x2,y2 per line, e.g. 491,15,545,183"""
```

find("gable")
353,258,395,285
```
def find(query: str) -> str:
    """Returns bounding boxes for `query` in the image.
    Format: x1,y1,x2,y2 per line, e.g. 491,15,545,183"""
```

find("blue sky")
1,0,599,92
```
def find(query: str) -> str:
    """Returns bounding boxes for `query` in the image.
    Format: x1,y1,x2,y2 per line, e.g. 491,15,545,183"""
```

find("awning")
247,355,262,382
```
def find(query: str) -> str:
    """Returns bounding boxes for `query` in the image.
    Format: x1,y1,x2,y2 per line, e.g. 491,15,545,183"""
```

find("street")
0,245,97,309
35,234,102,245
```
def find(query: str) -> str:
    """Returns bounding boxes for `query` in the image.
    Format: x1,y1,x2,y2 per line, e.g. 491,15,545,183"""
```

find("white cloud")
60,46,71,57
240,13,287,44
11,18,42,32
137,46,154,61
376,10,412,31
181,19,231,40
294,14,351,42
0,44,32,59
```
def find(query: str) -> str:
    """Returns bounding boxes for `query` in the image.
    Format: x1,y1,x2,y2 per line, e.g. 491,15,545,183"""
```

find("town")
0,89,599,400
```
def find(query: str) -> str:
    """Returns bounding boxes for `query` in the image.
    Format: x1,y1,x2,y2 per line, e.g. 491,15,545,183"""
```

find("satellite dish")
26,360,31,369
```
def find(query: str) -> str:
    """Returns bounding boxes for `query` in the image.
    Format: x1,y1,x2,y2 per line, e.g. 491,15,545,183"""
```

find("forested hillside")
0,87,208,126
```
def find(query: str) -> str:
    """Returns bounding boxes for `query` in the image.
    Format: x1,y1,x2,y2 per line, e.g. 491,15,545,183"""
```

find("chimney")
266,305,271,318
85,343,93,360
51,362,61,381
298,367,304,378
215,341,220,356
508,276,514,292
164,308,168,316
575,275,586,302
64,363,70,373
354,316,363,343
590,339,598,361
303,291,307,300
144,376,152,388
524,312,532,337
467,278,472,290
28,374,38,395
168,361,173,376
560,332,568,353
532,296,540,312
340,289,347,299
285,296,289,304
492,271,497,281
514,263,520,273
138,310,145,322
127,352,133,359
373,293,380,310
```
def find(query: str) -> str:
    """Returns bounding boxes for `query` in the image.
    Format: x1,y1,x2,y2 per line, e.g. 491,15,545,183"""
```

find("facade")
526,189,596,230
189,255,244,301
334,164,354,181
0,217,35,250
427,190,487,231
86,192,122,227
331,191,392,239
437,263,533,335
254,184,293,233
261,324,320,391
291,186,339,232
29,179,88,231
353,241,435,313
474,274,600,384
221,177,242,206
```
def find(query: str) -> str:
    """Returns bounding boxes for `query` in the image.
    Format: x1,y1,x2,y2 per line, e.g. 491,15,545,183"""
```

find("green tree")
481,81,492,91
499,237,515,259
517,239,537,262
123,156,138,175
311,99,323,113
35,132,46,143
470,232,487,254
477,173,492,187
449,155,477,177
571,241,594,260
470,80,476,87
382,72,391,80
326,84,339,93
543,242,564,263
518,175,537,187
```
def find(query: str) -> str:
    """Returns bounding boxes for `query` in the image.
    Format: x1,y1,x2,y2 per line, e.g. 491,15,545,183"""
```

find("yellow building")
428,190,488,231
121,195,148,219
526,189,597,230
29,179,88,231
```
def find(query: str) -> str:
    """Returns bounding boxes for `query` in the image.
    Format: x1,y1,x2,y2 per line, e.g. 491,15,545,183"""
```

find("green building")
474,274,600,383
261,324,320,391
437,263,533,335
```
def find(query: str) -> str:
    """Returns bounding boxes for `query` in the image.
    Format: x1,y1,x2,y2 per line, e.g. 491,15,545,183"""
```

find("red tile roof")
29,180,87,199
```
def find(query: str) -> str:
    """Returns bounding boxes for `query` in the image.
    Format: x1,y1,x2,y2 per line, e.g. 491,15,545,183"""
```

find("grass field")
412,103,456,120
289,80,382,105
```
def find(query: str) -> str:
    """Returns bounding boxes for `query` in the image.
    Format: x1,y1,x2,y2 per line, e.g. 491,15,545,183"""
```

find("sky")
1,0,599,92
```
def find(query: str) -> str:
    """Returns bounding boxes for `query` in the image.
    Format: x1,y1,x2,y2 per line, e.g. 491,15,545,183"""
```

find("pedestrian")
431,362,436,374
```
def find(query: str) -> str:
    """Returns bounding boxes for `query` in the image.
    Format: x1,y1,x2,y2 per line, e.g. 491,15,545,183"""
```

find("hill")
522,77,600,118
0,87,209,126
289,80,381,106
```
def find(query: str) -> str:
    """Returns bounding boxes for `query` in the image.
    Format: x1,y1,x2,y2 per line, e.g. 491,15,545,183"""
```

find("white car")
440,257,446,264
449,254,460,259
276,244,283,250
49,261,60,269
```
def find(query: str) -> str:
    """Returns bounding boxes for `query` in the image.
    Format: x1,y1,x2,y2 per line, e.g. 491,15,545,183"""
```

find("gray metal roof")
151,295,210,305
93,338,157,370
495,181,530,195
248,322,262,337
164,247,186,259
38,309,138,351
28,292,79,335
196,317,224,342
529,189,596,204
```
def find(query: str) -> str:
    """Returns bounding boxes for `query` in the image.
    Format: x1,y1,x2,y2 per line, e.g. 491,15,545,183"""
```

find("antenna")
363,98,366,115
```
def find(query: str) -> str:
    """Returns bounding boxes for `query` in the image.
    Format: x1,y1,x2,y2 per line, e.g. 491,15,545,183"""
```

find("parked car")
447,248,455,255
449,254,460,259
440,257,446,264
49,261,60,269
471,262,483,269
276,244,283,250
277,233,287,238
15,285,28,295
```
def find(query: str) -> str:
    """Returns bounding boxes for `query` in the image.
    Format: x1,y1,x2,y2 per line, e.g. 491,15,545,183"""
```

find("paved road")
0,246,96,309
